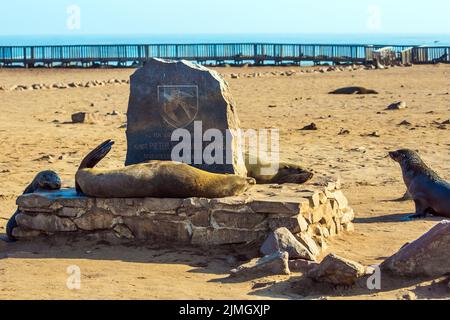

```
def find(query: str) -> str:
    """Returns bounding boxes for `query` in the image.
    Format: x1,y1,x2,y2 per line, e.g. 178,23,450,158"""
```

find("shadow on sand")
354,213,441,224
1,232,448,300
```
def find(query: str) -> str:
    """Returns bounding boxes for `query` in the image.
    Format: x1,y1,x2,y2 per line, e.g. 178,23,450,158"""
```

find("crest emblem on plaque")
157,85,199,128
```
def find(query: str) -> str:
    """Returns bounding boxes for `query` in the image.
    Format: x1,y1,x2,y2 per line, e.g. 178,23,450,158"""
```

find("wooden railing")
0,43,447,67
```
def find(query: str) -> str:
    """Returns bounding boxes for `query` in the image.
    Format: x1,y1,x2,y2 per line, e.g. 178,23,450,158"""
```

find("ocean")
0,33,449,46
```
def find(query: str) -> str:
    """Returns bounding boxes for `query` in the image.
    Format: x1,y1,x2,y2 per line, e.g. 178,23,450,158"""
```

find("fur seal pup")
389,149,450,219
329,87,378,95
6,171,61,241
76,140,255,199
245,153,314,184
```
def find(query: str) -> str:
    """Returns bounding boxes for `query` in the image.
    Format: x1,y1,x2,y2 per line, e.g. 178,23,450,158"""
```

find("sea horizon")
0,33,450,46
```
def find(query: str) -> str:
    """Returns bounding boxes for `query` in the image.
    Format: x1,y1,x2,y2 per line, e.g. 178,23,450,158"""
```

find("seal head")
6,171,61,241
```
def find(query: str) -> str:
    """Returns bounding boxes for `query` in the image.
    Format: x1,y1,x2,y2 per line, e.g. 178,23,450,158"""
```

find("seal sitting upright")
76,140,255,199
389,149,450,219
6,171,61,241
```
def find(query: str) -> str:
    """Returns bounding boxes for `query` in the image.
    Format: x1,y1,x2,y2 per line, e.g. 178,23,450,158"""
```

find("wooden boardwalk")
0,43,448,67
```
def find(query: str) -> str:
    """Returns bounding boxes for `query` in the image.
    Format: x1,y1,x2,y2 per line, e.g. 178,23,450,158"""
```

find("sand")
0,64,449,300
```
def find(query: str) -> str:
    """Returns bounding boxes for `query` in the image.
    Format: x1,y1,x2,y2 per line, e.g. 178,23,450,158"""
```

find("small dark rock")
301,123,318,131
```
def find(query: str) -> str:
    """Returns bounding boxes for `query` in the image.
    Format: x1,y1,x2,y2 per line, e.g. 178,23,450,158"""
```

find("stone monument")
125,58,247,177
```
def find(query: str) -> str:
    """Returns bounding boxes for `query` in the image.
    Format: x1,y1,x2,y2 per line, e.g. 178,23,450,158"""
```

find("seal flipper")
5,210,19,242
76,140,115,193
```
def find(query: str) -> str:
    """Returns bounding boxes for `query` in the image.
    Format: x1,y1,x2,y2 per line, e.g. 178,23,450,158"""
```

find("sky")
1,0,449,36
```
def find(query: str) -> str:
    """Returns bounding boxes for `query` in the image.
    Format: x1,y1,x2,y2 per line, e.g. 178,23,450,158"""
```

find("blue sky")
1,0,449,35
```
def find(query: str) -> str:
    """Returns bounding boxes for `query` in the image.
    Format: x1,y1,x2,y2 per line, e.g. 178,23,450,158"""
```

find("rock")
74,209,118,231
289,259,320,273
351,147,366,153
381,221,450,278
301,123,318,131
230,251,290,277
268,216,308,234
297,233,321,257
53,83,68,89
338,128,350,135
401,292,417,300
343,222,355,232
399,120,412,126
387,101,407,110
12,228,43,239
34,154,55,163
367,131,381,138
340,208,355,224
308,254,367,286
261,228,317,261
125,58,247,177
16,213,77,233
230,73,240,79
113,224,135,239
71,112,97,124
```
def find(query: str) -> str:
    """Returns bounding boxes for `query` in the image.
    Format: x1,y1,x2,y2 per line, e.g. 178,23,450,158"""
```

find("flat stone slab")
14,181,355,247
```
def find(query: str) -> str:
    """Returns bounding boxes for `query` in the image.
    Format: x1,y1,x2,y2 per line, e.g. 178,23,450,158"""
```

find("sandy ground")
0,64,449,300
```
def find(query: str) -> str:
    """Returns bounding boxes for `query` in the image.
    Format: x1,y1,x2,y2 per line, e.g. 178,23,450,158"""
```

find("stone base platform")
13,180,355,248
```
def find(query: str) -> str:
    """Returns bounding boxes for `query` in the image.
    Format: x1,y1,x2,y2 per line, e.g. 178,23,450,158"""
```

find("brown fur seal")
76,140,255,199
245,153,314,184
389,149,450,219
6,171,61,241
329,87,378,95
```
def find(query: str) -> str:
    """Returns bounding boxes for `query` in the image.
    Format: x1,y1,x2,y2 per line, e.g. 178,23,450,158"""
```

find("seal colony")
390,149,450,219
76,140,256,199
6,171,61,241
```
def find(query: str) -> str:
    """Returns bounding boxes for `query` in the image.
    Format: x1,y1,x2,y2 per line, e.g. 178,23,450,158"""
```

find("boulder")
381,221,450,278
297,233,321,257
261,228,317,261
74,209,118,231
125,58,247,177
308,254,367,286
230,251,290,277
387,101,407,110
289,259,320,273
16,213,77,233
71,112,97,124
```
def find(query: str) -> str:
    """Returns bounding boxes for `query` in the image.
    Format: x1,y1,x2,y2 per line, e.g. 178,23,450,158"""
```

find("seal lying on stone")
389,149,450,219
329,87,378,95
76,140,255,199
6,171,61,241
245,152,314,184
